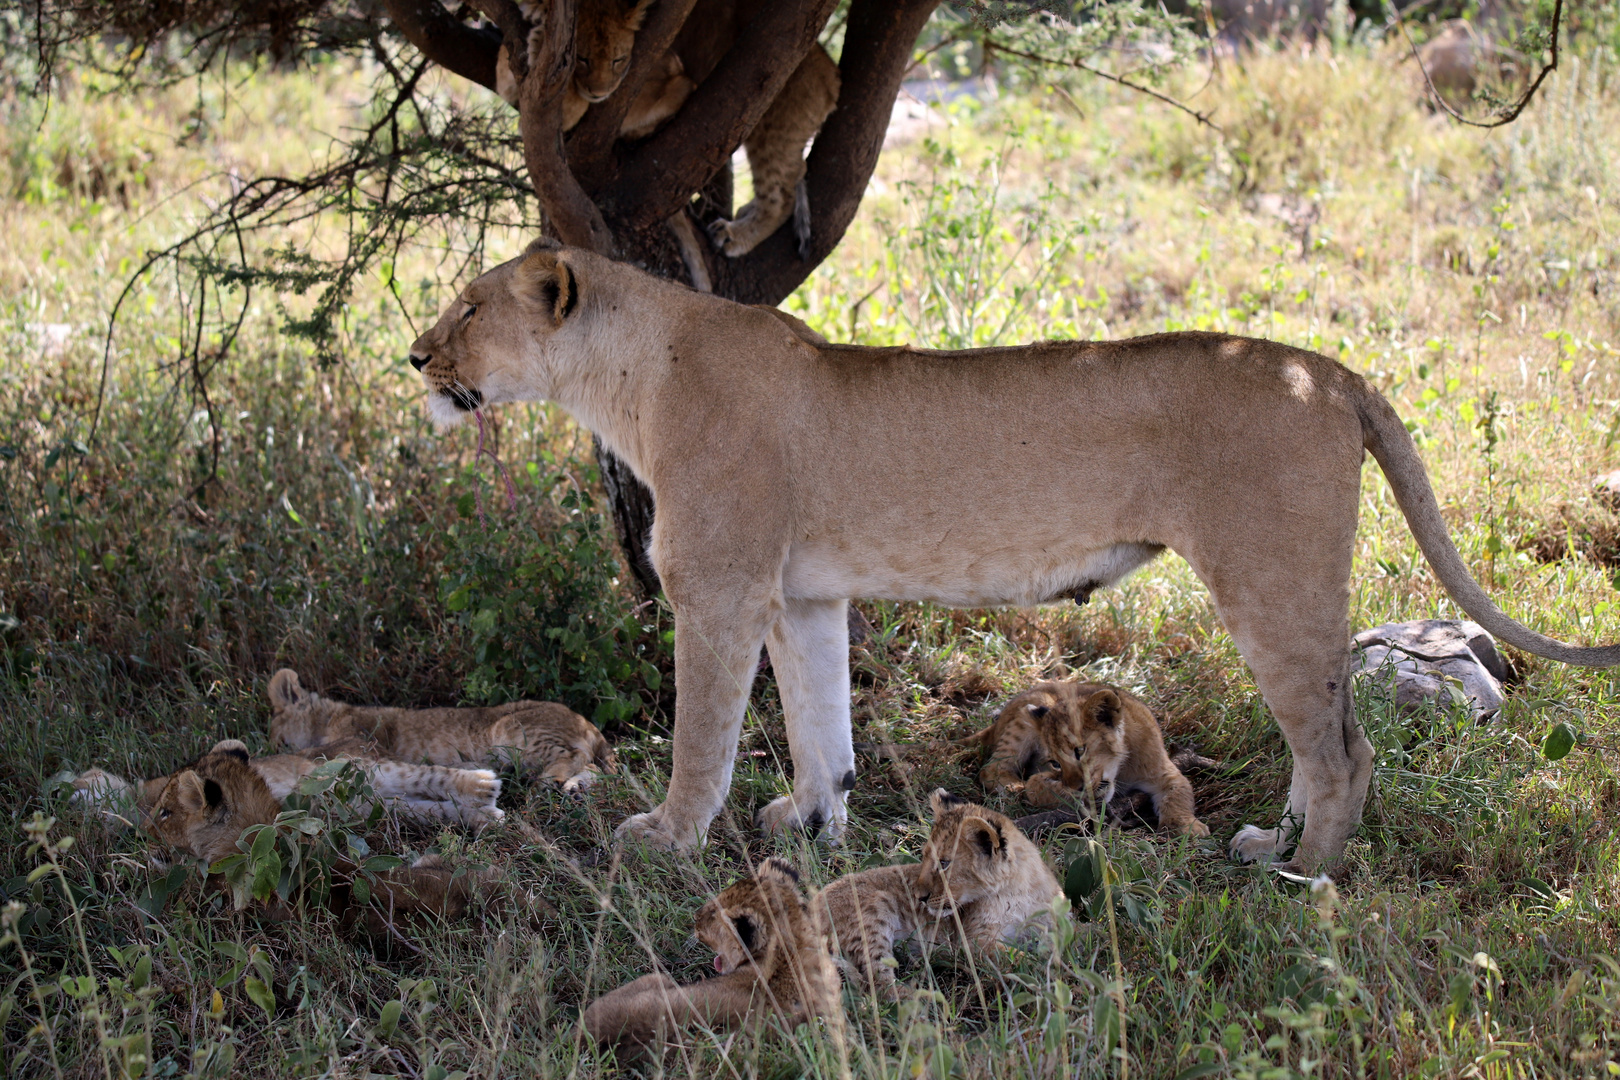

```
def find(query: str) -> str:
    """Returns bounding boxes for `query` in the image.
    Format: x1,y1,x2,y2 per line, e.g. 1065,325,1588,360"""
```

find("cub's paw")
1229,824,1286,863
705,215,766,258
615,806,708,851
1178,817,1212,838
755,790,848,842
464,768,502,802
559,770,598,797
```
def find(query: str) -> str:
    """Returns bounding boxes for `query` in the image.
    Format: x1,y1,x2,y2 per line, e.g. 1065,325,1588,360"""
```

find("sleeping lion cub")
814,789,1062,999
267,669,614,792
978,681,1210,837
73,737,504,829
583,857,841,1061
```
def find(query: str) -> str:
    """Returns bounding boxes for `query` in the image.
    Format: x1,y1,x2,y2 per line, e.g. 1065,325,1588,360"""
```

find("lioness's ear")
1086,689,1121,728
512,251,578,327
929,788,966,816
963,815,1005,859
268,669,305,709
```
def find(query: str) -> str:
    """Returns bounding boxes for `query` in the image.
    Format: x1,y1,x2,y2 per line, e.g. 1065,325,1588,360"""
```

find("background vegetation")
3,13,1620,1077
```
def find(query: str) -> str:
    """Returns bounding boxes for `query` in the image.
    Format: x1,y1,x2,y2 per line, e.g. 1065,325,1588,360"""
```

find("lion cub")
978,681,1210,837
267,669,614,792
815,790,1062,998
583,858,841,1060
73,738,503,830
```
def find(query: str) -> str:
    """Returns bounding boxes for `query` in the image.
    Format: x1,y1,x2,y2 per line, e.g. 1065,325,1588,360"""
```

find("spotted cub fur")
267,669,613,791
979,681,1209,836
583,858,841,1060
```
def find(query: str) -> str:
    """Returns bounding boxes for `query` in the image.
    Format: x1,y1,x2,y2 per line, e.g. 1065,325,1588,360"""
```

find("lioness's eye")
460,304,477,323
938,859,951,870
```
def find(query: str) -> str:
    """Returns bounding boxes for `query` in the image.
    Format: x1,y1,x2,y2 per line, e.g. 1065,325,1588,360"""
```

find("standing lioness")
408,240,1620,872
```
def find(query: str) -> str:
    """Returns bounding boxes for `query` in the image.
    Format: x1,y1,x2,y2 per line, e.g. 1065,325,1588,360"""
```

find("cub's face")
408,246,580,429
572,0,654,103
693,858,802,975
914,790,1011,915
149,748,280,865
1066,686,1128,798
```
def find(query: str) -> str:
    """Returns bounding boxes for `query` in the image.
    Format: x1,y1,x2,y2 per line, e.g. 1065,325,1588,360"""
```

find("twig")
1396,0,1563,129
991,44,1224,133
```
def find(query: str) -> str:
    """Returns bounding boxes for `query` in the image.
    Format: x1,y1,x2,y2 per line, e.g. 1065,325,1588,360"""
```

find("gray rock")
1350,619,1506,721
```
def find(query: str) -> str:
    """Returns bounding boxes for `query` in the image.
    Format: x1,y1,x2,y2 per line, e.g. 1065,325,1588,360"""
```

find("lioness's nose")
408,352,429,371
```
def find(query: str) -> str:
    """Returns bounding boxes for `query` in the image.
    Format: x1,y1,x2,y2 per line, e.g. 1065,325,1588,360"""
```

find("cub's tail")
1357,382,1620,667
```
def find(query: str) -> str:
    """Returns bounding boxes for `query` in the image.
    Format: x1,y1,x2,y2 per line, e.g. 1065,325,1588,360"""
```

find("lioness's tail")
1357,383,1620,667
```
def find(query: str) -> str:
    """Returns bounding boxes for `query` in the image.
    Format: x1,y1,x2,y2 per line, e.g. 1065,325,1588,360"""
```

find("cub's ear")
268,669,305,709
208,740,251,762
963,815,1005,859
729,911,758,953
629,0,656,28
174,771,216,814
929,788,967,817
757,857,800,885
1085,689,1121,728
511,250,579,327
1025,702,1050,719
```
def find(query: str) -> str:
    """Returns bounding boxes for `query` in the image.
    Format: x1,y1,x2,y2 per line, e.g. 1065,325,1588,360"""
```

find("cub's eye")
158,809,171,821
575,57,591,72
613,55,628,70
460,304,477,324
937,859,951,870
1047,760,1062,772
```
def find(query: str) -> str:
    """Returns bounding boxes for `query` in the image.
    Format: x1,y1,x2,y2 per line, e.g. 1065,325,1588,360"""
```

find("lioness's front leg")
758,597,856,839
616,597,773,850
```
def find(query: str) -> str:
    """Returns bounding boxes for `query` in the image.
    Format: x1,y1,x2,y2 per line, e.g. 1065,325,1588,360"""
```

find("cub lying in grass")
73,737,503,830
977,681,1210,837
815,789,1062,999
583,858,842,1062
104,744,503,936
268,669,614,792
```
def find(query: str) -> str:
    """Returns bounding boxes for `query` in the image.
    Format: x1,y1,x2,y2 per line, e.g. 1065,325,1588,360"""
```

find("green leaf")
251,849,282,902
456,492,477,518
1543,722,1578,761
446,585,472,612
376,998,403,1038
243,975,276,1020
1174,1066,1225,1080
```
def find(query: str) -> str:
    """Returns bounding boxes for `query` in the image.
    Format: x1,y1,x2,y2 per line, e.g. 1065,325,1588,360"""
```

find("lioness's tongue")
713,955,726,974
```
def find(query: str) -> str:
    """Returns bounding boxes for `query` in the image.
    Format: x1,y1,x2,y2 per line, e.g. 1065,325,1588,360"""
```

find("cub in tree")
73,737,504,830
583,858,842,1061
267,669,614,792
496,0,694,139
815,789,1062,998
978,681,1210,836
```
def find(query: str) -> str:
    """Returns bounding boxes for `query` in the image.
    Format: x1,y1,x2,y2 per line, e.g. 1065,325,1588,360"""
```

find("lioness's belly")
781,539,1164,607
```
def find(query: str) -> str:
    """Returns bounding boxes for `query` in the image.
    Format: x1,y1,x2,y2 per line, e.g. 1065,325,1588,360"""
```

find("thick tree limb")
518,0,615,254
379,0,502,92
721,0,941,304
600,0,840,230
567,0,700,186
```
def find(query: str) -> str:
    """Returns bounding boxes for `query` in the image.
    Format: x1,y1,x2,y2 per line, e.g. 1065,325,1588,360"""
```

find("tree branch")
379,0,503,92
600,0,840,231
990,44,1223,133
721,0,941,305
518,0,615,253
1398,0,1563,129
567,0,700,185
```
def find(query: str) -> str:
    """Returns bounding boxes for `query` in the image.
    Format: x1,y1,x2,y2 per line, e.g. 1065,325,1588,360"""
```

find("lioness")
408,240,1620,872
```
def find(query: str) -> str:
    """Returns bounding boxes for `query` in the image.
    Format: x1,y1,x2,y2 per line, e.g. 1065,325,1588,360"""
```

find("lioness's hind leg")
758,597,855,840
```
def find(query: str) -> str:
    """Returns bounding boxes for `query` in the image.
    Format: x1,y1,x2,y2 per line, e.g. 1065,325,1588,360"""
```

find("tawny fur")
74,737,503,831
583,858,841,1060
268,668,613,792
408,241,1620,874
913,790,1063,951
813,863,930,1000
146,748,497,934
495,0,694,140
974,681,1209,836
707,43,839,258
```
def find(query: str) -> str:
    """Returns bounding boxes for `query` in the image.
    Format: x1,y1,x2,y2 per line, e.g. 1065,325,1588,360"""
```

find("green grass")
5,26,1620,1079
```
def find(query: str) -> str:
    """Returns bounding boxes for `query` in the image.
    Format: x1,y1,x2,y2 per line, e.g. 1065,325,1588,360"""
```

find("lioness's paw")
615,808,707,851
755,791,848,842
1229,824,1286,862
